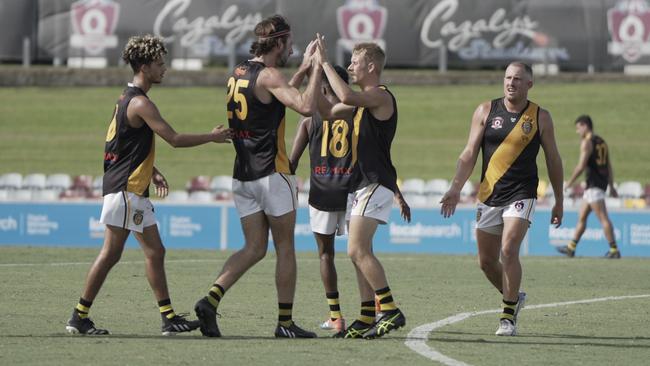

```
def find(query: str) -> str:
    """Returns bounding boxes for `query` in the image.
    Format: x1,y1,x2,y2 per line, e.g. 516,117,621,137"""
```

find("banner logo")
607,0,650,62
70,0,120,55
337,0,387,41
419,0,568,62
153,0,261,56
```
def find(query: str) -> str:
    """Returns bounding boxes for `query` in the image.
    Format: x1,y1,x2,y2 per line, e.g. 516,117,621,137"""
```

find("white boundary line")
405,294,650,366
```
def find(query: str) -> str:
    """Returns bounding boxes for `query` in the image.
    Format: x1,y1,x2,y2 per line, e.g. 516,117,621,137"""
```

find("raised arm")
289,116,311,174
261,62,322,117
440,101,490,218
288,40,317,89
129,96,232,147
565,137,592,189
317,91,355,120
322,61,391,110
539,108,564,227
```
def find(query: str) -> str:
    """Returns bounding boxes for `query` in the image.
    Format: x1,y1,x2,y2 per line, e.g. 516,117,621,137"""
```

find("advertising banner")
0,0,640,70
0,202,222,249
3,201,649,257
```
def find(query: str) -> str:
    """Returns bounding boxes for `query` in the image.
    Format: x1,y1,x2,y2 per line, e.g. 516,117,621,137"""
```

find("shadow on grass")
0,333,367,342
425,330,650,348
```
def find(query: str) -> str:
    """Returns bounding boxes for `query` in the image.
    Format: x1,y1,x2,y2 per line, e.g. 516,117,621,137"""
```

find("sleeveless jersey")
586,134,609,190
349,86,398,193
103,84,155,197
477,98,541,206
308,114,354,211
227,61,290,181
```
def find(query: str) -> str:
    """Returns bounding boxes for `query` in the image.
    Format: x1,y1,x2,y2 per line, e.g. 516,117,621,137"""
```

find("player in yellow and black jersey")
289,65,353,333
558,115,621,258
66,35,232,336
194,15,324,339
441,62,564,337
314,38,411,340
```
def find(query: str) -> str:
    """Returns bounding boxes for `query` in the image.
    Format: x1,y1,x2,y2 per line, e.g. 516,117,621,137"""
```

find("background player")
557,115,620,258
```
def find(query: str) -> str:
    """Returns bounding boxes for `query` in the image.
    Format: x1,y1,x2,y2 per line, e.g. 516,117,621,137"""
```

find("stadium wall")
1,202,650,257
2,0,650,71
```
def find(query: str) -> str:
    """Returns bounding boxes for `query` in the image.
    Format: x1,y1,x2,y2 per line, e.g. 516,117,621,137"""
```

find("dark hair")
122,34,167,73
322,65,349,86
575,114,593,130
507,61,533,78
249,15,291,56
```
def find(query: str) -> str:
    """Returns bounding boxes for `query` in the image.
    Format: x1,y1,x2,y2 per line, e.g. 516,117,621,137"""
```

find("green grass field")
1,82,649,189
1,247,649,365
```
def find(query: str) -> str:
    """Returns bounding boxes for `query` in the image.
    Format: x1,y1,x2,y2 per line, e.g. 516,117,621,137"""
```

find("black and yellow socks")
278,303,293,327
567,240,577,252
74,297,92,319
358,300,375,325
207,284,225,309
375,286,398,313
158,298,176,320
326,291,342,321
500,299,518,323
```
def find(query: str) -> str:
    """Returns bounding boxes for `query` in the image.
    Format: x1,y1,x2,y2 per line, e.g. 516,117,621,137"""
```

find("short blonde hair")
352,42,386,73
122,34,167,73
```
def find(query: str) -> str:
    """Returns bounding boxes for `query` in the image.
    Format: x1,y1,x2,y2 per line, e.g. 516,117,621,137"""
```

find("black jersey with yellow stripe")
103,84,154,197
586,134,610,190
308,114,354,211
349,85,398,193
228,60,290,181
477,98,541,206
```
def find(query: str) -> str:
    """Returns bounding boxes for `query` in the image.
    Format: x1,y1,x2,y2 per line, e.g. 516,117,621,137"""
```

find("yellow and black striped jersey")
477,98,541,206
103,84,154,197
349,85,398,193
227,61,289,181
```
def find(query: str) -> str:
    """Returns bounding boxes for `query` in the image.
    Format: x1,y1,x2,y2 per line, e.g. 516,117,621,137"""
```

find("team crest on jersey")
133,210,144,225
521,116,533,134
514,200,525,212
234,66,247,76
490,117,504,129
510,117,517,123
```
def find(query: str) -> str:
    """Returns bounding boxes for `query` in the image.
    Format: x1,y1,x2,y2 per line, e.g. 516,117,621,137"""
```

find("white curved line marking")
405,294,650,366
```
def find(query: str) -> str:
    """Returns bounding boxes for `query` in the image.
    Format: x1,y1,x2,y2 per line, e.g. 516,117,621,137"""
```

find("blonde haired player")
315,37,411,339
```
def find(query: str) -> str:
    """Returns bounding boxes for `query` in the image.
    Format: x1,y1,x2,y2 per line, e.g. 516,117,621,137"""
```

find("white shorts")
309,205,347,236
583,187,606,204
233,173,297,218
100,191,156,233
476,198,536,235
348,184,393,224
